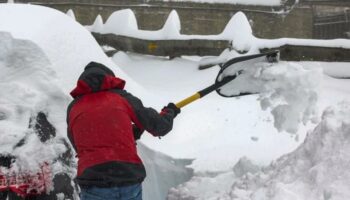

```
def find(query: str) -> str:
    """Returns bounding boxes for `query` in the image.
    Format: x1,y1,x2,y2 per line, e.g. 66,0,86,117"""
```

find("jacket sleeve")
66,99,79,151
115,89,175,137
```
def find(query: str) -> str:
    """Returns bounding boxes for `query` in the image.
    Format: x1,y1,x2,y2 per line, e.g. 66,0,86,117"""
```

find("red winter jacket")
67,62,175,187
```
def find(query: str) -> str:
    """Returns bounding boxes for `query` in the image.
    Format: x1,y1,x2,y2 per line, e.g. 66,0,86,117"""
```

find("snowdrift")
168,102,350,200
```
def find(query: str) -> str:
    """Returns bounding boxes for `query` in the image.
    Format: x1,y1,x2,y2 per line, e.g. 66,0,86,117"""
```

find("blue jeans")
80,184,142,200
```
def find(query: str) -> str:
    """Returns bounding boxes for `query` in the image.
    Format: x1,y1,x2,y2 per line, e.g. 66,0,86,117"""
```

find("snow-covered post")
66,9,76,21
90,15,104,32
7,0,14,3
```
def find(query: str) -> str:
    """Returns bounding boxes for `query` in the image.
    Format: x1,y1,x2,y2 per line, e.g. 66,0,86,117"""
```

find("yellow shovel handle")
175,93,201,108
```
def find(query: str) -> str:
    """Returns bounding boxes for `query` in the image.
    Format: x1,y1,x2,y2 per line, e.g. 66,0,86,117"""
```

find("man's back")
67,62,178,191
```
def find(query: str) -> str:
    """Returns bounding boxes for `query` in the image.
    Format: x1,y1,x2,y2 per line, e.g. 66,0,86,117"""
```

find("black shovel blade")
215,51,279,97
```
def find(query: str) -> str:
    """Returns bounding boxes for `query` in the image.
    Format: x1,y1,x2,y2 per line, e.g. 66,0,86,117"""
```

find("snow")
219,60,322,133
0,31,70,194
221,11,254,51
161,10,182,39
169,102,350,200
1,3,350,200
101,9,138,36
0,4,117,94
88,14,104,33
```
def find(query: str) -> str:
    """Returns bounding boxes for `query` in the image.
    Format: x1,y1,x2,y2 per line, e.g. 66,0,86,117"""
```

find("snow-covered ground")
1,3,350,200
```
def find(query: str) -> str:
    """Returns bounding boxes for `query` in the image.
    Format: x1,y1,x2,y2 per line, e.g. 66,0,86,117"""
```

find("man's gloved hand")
132,124,144,140
162,103,181,118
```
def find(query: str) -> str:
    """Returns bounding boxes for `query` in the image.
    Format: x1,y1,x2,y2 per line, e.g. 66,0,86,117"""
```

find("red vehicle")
0,112,76,200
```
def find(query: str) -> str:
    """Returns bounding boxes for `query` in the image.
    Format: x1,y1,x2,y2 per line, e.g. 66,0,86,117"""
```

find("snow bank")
169,102,350,200
230,102,350,200
138,143,193,200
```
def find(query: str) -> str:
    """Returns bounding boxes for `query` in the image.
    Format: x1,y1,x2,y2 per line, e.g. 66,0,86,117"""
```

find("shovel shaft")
175,93,201,108
175,74,237,108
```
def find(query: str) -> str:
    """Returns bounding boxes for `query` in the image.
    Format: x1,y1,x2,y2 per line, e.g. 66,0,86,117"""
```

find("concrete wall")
93,33,230,57
265,45,350,62
17,0,313,39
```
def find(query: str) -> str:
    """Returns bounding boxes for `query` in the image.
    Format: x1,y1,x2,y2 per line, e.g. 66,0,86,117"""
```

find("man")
67,62,180,200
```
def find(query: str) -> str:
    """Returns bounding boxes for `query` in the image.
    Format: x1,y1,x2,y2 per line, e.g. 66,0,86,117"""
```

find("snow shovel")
175,50,279,109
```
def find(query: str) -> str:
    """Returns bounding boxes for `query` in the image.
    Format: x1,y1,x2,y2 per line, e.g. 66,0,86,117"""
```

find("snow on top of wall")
89,14,104,33
220,11,254,51
90,9,350,51
161,10,181,39
162,0,282,6
102,9,138,35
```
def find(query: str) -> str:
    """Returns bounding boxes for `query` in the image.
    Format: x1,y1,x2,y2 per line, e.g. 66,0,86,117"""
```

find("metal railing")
313,11,350,39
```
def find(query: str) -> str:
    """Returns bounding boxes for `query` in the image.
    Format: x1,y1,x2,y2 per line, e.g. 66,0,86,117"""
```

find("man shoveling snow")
67,62,180,200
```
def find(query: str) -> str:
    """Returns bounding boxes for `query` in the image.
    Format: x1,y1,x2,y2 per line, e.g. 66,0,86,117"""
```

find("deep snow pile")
168,102,350,200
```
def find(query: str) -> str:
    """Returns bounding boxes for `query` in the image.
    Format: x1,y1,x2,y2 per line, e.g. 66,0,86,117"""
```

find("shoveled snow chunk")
219,59,322,133
233,157,260,177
